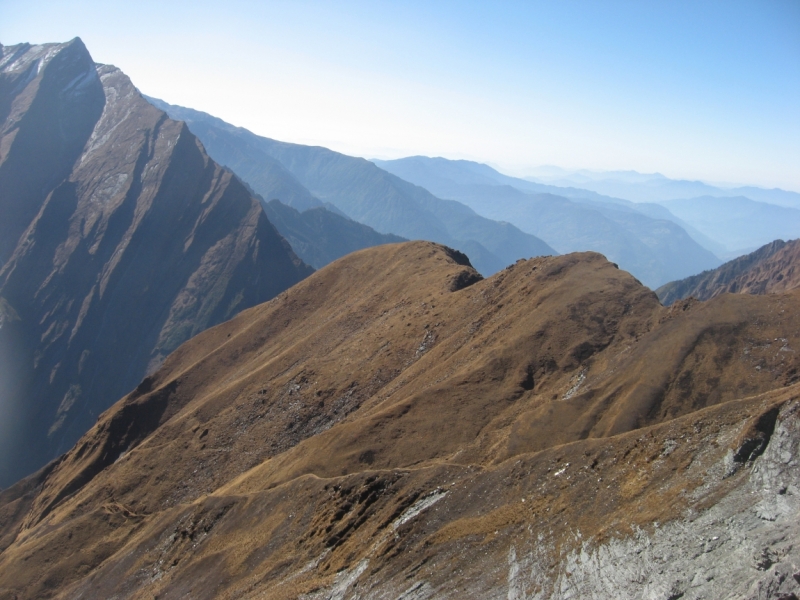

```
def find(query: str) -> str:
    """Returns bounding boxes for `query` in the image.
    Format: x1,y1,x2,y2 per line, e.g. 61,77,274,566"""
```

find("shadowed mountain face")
262,200,406,269
658,239,800,305
1,241,798,599
147,98,557,276
374,156,721,288
0,40,313,487
0,41,105,265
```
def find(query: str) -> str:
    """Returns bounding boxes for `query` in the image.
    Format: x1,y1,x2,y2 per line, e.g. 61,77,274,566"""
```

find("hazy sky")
2,0,799,190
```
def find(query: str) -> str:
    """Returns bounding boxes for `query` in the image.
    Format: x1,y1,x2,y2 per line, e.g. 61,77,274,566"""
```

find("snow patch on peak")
62,66,98,97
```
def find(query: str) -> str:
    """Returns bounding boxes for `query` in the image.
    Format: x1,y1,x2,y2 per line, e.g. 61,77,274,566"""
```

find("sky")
2,0,799,191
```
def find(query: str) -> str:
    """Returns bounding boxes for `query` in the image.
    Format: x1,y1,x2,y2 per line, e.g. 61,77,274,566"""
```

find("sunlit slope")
0,241,798,598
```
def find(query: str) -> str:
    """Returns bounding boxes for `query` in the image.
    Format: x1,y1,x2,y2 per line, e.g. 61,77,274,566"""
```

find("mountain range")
527,165,800,209
146,101,797,285
146,98,556,277
374,156,722,288
659,196,800,255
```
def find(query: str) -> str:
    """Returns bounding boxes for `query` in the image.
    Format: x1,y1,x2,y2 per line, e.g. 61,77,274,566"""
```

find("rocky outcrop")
658,238,800,305
0,39,312,487
0,241,798,598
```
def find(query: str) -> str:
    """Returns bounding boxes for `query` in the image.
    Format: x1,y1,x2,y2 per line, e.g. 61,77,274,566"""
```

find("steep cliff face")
0,39,312,487
658,238,800,305
0,241,797,599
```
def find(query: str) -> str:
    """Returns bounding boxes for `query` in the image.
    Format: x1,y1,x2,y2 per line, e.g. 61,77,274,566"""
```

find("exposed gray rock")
305,401,800,600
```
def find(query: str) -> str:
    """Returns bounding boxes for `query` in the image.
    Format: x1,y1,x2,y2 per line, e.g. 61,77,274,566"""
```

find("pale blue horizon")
2,0,799,191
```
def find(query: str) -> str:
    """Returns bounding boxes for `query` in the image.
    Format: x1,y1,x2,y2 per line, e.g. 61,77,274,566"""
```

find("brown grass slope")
0,242,799,598
657,238,800,305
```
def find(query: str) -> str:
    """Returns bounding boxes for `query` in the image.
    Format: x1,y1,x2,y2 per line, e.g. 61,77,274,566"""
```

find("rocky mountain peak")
0,40,312,487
